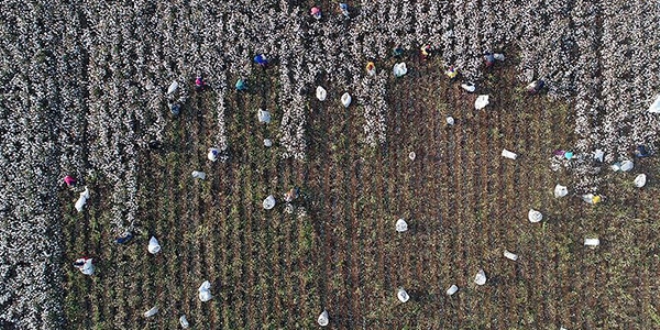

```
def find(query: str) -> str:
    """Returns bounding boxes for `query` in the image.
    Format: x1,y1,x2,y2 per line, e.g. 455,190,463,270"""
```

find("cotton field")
1,1,659,329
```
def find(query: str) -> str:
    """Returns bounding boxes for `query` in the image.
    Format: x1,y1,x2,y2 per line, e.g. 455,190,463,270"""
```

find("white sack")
528,209,543,223
263,195,276,210
144,306,158,318
446,284,458,296
75,187,90,212
395,219,408,232
341,93,352,108
503,250,518,261
446,116,455,125
198,280,212,302
179,315,189,328
648,94,660,113
461,83,476,92
554,184,568,198
264,139,273,147
493,53,505,61
397,288,409,302
207,148,220,162
393,62,408,77
192,171,206,180
167,81,179,95
258,109,271,123
584,238,600,246
593,149,604,162
148,236,161,254
316,86,327,101
474,269,486,286
634,174,647,188
501,149,517,160
475,95,489,110
317,310,329,327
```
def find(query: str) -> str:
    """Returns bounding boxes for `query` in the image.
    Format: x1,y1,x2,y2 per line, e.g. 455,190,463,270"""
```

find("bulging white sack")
341,93,352,108
584,238,600,246
316,86,327,101
528,209,543,223
75,187,90,212
167,81,178,95
634,174,647,188
446,284,458,296
192,171,206,180
258,109,271,123
501,149,517,160
554,184,568,198
179,315,189,328
503,250,518,261
395,219,408,232
144,306,158,318
474,269,486,286
461,83,476,92
148,236,161,254
317,310,329,327
199,280,212,302
263,195,276,210
475,95,489,110
397,288,409,302
393,62,408,77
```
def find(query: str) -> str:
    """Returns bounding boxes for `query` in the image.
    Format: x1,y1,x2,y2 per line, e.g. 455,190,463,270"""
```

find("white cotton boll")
528,209,543,223
316,86,327,101
584,238,600,246
397,288,409,302
144,306,158,318
198,280,212,302
554,184,568,198
446,284,458,296
474,269,486,285
179,315,189,328
461,83,475,92
341,93,352,108
317,310,329,327
263,195,276,210
501,149,517,160
167,81,178,95
148,236,161,254
396,219,408,232
503,250,518,261
475,95,489,110
634,174,647,188
192,171,206,180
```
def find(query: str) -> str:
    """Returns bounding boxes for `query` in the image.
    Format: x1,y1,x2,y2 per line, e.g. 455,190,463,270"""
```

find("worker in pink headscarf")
311,7,321,20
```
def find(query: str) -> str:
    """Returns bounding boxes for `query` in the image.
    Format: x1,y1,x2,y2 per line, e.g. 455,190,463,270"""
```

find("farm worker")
311,7,322,20
208,148,220,162
148,139,161,150
115,231,134,244
254,54,268,68
339,3,349,17
445,66,459,80
195,76,205,92
64,175,77,188
582,194,602,204
366,62,376,76
235,78,247,91
169,101,181,116
393,46,404,57
420,44,431,59
484,53,495,67
284,187,300,203
635,145,650,158
73,257,94,275
527,79,545,94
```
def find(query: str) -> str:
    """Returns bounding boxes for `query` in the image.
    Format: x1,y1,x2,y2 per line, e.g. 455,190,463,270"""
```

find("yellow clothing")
446,67,458,79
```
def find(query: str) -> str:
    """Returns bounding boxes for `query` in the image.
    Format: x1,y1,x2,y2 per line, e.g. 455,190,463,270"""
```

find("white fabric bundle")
461,83,475,92
317,310,329,326
263,195,276,210
207,148,220,162
501,149,517,160
179,315,189,328
528,209,543,223
397,288,409,302
341,93,352,108
75,187,90,212
192,171,206,180
316,86,327,101
198,280,212,302
474,269,486,286
554,184,568,198
584,238,600,246
393,62,408,77
446,284,459,296
475,95,489,110
258,109,271,123
75,258,95,275
634,174,647,188
395,219,408,232
144,306,158,318
264,139,273,147
167,81,178,95
503,250,518,261
148,236,161,254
